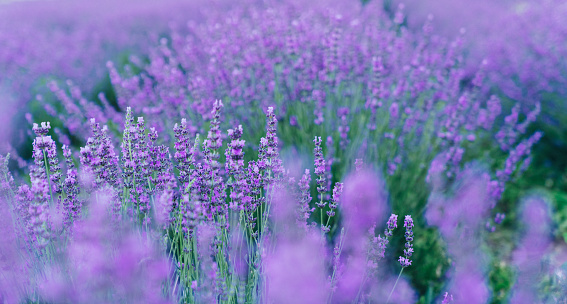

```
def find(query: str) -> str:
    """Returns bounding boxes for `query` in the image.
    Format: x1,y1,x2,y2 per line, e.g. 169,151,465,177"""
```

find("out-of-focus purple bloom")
337,107,350,150
494,213,505,225
38,193,172,304
0,197,29,304
334,254,366,303
451,270,489,304
0,154,15,196
427,167,491,303
289,116,298,126
510,196,553,304
312,90,326,125
426,168,493,238
491,131,542,201
265,233,328,304
371,275,417,304
341,168,388,242
354,158,363,173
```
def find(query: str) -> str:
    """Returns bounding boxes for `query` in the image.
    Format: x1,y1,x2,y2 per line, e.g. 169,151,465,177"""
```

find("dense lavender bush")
38,0,541,218
1,106,424,303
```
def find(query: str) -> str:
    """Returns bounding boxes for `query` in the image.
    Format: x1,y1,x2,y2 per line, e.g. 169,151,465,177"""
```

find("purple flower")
174,119,198,189
265,233,327,304
492,131,542,201
398,256,412,268
62,145,81,227
204,100,223,159
494,213,505,225
327,182,343,218
341,168,388,240
32,122,51,137
312,90,326,125
393,4,405,25
366,214,399,272
297,169,314,223
313,136,326,205
226,126,245,200
441,292,453,304
155,173,176,228
399,215,414,268
354,158,363,172
82,118,120,190
451,271,488,304
258,106,282,183
337,107,350,149
289,115,298,126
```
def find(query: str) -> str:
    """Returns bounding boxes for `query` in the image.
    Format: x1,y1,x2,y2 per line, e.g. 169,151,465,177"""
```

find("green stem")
327,227,345,304
325,214,332,230
386,268,404,304
320,208,324,231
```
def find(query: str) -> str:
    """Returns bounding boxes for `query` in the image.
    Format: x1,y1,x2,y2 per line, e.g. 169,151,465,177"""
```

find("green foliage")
489,261,514,304
551,191,567,243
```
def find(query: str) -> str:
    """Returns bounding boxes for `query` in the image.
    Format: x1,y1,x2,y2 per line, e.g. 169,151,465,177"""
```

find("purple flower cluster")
80,118,120,190
426,168,492,303
61,145,80,227
337,107,350,150
174,119,198,189
399,215,414,268
510,196,553,304
490,131,542,201
297,169,314,226
226,125,246,210
367,214,399,270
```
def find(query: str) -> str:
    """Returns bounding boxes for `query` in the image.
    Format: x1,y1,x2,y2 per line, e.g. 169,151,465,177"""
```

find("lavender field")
1,0,567,303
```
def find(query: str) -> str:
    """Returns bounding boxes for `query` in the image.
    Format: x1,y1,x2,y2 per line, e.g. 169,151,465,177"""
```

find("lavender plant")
0,105,435,303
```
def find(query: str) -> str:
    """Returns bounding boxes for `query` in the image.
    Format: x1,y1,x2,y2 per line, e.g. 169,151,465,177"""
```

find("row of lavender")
0,0,564,303
0,101,559,303
0,102,556,303
28,2,542,205
1,105,408,303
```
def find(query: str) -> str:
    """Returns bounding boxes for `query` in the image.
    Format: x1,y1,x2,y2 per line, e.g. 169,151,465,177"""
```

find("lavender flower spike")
399,215,414,268
386,214,398,237
313,136,326,203
313,136,327,231
323,182,343,232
